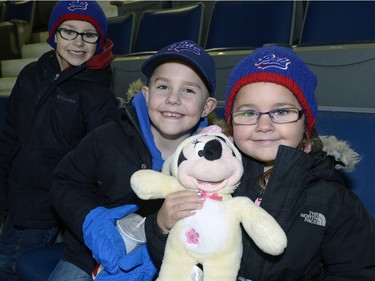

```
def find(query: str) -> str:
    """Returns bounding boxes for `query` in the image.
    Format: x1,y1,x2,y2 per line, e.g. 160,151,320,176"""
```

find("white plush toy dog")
131,128,287,281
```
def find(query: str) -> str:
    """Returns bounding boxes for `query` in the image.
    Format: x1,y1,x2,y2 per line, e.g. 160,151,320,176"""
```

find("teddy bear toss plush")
130,128,287,281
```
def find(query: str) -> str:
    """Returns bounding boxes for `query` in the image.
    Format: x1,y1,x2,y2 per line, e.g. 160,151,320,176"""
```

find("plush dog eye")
194,142,205,156
198,150,204,157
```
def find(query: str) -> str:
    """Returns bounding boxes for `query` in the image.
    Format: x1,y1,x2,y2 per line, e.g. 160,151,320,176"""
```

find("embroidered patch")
68,1,88,11
255,53,291,70
168,41,201,55
185,228,200,244
300,211,326,226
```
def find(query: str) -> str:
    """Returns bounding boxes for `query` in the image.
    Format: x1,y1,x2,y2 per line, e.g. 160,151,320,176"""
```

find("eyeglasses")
232,107,303,125
56,28,100,44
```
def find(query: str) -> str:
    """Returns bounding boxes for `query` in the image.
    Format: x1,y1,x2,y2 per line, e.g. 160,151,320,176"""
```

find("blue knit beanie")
47,0,107,54
225,46,318,133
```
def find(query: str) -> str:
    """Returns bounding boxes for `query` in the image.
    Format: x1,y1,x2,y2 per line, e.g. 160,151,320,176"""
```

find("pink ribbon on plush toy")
199,190,222,201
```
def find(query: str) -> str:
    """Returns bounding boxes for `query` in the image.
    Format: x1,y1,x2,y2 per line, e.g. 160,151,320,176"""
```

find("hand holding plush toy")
131,129,287,281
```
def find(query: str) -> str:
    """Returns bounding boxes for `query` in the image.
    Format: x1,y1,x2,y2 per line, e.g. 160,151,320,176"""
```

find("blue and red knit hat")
47,0,107,54
225,46,318,133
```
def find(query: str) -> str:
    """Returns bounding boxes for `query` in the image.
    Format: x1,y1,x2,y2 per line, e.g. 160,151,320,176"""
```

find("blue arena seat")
299,1,375,46
107,13,136,55
2,0,36,46
133,2,204,53
205,1,296,50
3,0,35,23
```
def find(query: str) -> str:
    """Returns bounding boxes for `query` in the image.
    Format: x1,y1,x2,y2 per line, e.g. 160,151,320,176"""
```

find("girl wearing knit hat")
0,1,118,280
222,45,375,280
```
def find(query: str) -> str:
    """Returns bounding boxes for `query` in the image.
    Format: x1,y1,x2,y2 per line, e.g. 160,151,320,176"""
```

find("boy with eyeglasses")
0,1,118,279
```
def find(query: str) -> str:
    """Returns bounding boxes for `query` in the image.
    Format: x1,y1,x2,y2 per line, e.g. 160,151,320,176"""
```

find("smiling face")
232,82,305,170
54,20,98,70
143,62,217,147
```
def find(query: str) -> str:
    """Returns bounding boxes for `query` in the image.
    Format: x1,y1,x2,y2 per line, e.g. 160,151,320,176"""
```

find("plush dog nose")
202,139,222,161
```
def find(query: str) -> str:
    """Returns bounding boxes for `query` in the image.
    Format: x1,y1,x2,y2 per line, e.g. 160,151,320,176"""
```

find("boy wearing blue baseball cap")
48,40,217,280
0,1,118,280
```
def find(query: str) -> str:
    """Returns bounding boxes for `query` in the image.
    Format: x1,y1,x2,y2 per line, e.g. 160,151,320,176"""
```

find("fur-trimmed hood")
321,135,361,172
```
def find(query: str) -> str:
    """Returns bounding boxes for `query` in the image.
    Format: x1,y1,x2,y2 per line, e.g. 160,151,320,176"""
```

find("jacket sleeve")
0,74,23,211
321,189,375,280
50,129,103,242
145,212,168,270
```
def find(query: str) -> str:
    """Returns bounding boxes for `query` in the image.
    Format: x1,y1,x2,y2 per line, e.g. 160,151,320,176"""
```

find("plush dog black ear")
177,151,187,168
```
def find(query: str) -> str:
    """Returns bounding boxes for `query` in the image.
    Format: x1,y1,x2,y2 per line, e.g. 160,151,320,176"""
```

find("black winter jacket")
0,49,118,229
146,143,375,280
50,103,164,275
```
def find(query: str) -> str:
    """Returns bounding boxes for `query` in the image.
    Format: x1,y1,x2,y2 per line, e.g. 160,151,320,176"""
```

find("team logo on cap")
168,41,201,55
255,53,291,70
68,0,88,11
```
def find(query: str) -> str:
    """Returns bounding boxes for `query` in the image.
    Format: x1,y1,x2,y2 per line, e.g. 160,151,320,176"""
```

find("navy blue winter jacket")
0,49,117,229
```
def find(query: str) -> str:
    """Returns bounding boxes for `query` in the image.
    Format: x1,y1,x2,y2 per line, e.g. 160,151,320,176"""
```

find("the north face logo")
300,211,326,226
238,277,252,281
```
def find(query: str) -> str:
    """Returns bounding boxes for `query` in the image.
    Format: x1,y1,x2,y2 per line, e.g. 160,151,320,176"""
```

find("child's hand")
156,190,204,234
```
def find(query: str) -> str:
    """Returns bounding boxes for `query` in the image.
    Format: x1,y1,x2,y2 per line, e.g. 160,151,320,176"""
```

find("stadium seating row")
107,0,375,55
3,1,375,58
4,0,375,56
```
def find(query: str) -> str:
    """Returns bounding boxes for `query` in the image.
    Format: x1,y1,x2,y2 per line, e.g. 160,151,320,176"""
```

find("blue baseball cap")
142,40,216,97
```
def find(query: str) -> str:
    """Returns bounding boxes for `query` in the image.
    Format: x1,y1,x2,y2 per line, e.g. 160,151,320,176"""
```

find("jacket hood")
86,39,114,70
320,135,361,172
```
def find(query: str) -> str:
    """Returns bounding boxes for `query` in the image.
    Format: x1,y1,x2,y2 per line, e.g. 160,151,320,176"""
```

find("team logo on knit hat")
167,41,202,55
255,54,291,70
68,1,88,11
